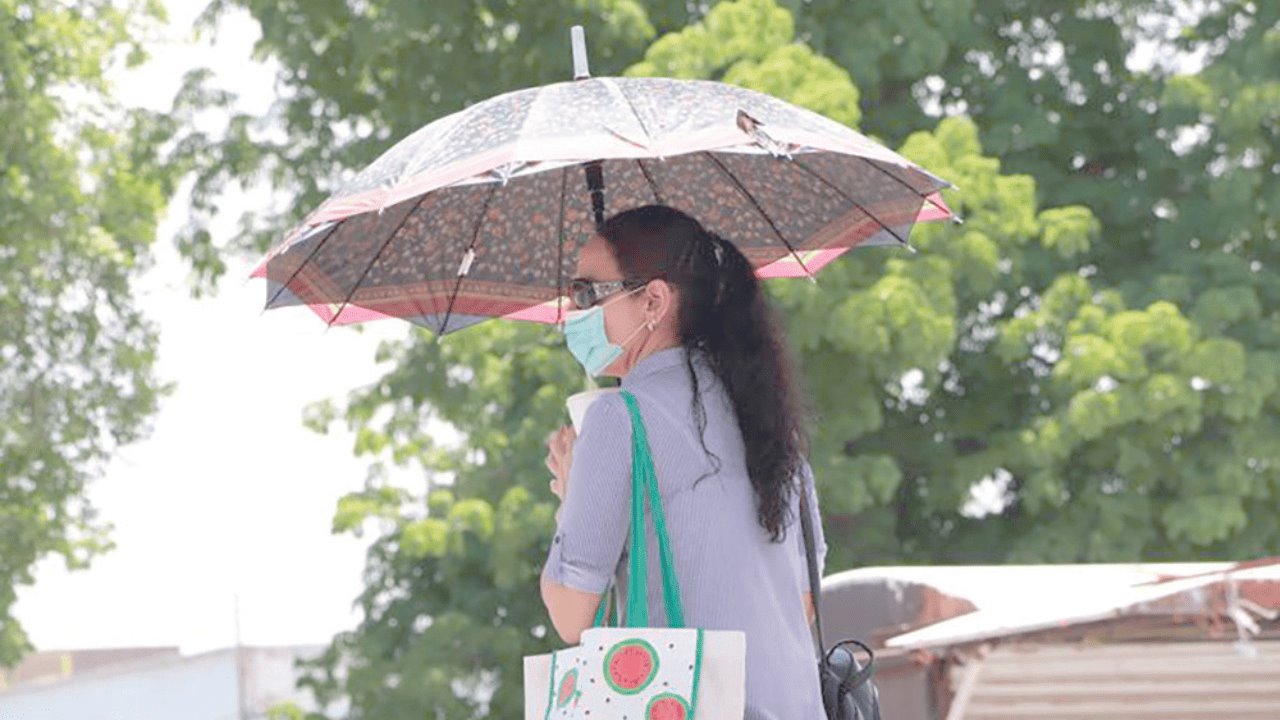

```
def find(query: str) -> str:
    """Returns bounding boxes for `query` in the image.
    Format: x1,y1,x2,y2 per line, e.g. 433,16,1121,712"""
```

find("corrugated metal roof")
886,559,1280,650
954,641,1280,719
820,559,1280,720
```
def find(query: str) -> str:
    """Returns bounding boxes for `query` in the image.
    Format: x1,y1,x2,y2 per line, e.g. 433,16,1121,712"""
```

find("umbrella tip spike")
571,26,590,80
950,213,965,226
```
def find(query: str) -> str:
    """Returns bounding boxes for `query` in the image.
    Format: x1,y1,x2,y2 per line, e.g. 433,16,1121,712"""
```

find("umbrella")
253,27,955,335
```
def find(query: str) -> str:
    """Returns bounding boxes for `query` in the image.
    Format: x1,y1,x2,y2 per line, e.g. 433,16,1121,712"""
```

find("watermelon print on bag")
557,668,580,708
647,692,692,720
544,628,703,719
544,648,591,719
604,638,659,694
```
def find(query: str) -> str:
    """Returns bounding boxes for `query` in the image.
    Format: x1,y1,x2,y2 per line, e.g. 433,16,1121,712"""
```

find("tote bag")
524,390,746,719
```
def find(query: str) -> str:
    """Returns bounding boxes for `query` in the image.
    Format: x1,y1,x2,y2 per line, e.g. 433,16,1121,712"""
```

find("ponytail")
598,206,809,541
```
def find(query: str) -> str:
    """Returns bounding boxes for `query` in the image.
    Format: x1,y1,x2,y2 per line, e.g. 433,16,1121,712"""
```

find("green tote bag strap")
619,390,686,629
591,582,622,628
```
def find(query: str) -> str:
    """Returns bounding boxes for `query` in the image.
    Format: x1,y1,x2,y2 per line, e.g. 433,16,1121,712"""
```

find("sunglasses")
569,278,648,310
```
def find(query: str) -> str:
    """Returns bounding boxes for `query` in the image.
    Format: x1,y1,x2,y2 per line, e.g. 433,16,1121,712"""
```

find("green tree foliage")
0,0,190,666
764,0,1280,562
185,0,1278,715
295,326,577,718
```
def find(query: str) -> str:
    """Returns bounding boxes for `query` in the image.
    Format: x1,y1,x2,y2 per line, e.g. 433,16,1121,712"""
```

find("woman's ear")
645,279,675,326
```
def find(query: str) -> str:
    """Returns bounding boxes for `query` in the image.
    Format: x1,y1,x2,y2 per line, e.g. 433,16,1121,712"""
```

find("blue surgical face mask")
563,289,647,376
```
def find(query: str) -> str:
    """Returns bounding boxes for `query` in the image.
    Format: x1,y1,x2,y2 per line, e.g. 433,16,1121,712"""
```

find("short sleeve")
541,394,632,594
793,459,827,593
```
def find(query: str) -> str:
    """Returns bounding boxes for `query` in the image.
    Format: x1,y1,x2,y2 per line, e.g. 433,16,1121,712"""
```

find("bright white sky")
14,3,410,655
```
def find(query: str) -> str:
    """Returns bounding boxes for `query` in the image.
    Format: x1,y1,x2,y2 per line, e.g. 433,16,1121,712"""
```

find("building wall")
873,652,936,720
0,646,326,720
0,647,180,688
241,646,327,714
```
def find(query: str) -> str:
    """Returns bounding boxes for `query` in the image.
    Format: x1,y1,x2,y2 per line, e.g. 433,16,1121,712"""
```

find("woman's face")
572,235,677,377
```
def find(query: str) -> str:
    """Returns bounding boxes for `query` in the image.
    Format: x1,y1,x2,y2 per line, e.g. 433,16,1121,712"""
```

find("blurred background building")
7,559,1277,719
0,645,330,719
822,558,1280,719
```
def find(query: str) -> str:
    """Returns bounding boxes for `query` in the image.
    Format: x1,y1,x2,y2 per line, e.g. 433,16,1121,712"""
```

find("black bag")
799,488,883,720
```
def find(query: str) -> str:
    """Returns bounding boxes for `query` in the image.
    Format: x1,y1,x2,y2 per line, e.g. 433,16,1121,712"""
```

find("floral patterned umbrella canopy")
254,37,954,336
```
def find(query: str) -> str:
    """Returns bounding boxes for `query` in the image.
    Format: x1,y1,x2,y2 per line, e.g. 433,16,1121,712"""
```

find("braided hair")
597,205,809,541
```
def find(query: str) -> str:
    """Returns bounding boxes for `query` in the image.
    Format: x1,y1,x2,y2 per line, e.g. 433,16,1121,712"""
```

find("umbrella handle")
571,26,590,80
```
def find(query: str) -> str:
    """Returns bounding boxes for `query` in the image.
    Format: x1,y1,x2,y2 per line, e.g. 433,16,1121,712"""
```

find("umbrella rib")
636,159,665,205
406,220,435,328
438,182,500,336
555,165,568,325
328,197,428,327
857,156,953,219
263,221,342,311
701,152,813,278
610,78,656,143
791,157,914,248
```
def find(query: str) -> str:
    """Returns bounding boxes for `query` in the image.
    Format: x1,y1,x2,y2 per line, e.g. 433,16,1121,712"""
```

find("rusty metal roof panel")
956,641,1280,719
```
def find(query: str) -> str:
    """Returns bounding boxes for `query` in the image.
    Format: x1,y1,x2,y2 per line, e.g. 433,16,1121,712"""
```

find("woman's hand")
545,425,577,503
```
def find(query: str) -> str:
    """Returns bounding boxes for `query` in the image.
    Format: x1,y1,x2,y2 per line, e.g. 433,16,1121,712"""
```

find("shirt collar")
621,346,691,388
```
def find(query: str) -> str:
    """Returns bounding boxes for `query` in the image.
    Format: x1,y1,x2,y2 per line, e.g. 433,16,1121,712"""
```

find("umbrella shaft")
584,160,606,229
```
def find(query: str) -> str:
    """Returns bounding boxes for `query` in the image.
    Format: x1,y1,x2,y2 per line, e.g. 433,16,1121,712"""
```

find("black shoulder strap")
798,476,828,664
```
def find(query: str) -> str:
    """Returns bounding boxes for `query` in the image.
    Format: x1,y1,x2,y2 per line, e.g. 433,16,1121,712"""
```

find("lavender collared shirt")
543,347,828,719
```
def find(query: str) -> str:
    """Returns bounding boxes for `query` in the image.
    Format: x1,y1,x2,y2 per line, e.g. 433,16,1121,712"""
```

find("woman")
540,205,828,719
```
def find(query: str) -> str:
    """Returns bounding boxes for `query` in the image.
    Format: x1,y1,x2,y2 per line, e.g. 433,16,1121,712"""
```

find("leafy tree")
0,0,191,666
288,1,1103,716
295,325,578,718
629,0,1280,564
775,0,1280,561
180,0,1279,715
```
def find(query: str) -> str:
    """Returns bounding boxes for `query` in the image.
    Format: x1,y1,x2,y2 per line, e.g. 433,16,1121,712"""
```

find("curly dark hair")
598,205,809,542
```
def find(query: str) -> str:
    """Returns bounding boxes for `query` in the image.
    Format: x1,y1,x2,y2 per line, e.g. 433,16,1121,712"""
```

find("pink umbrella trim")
272,192,951,327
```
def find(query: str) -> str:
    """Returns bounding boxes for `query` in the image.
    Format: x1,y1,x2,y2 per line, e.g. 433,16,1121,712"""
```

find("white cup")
565,387,621,433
